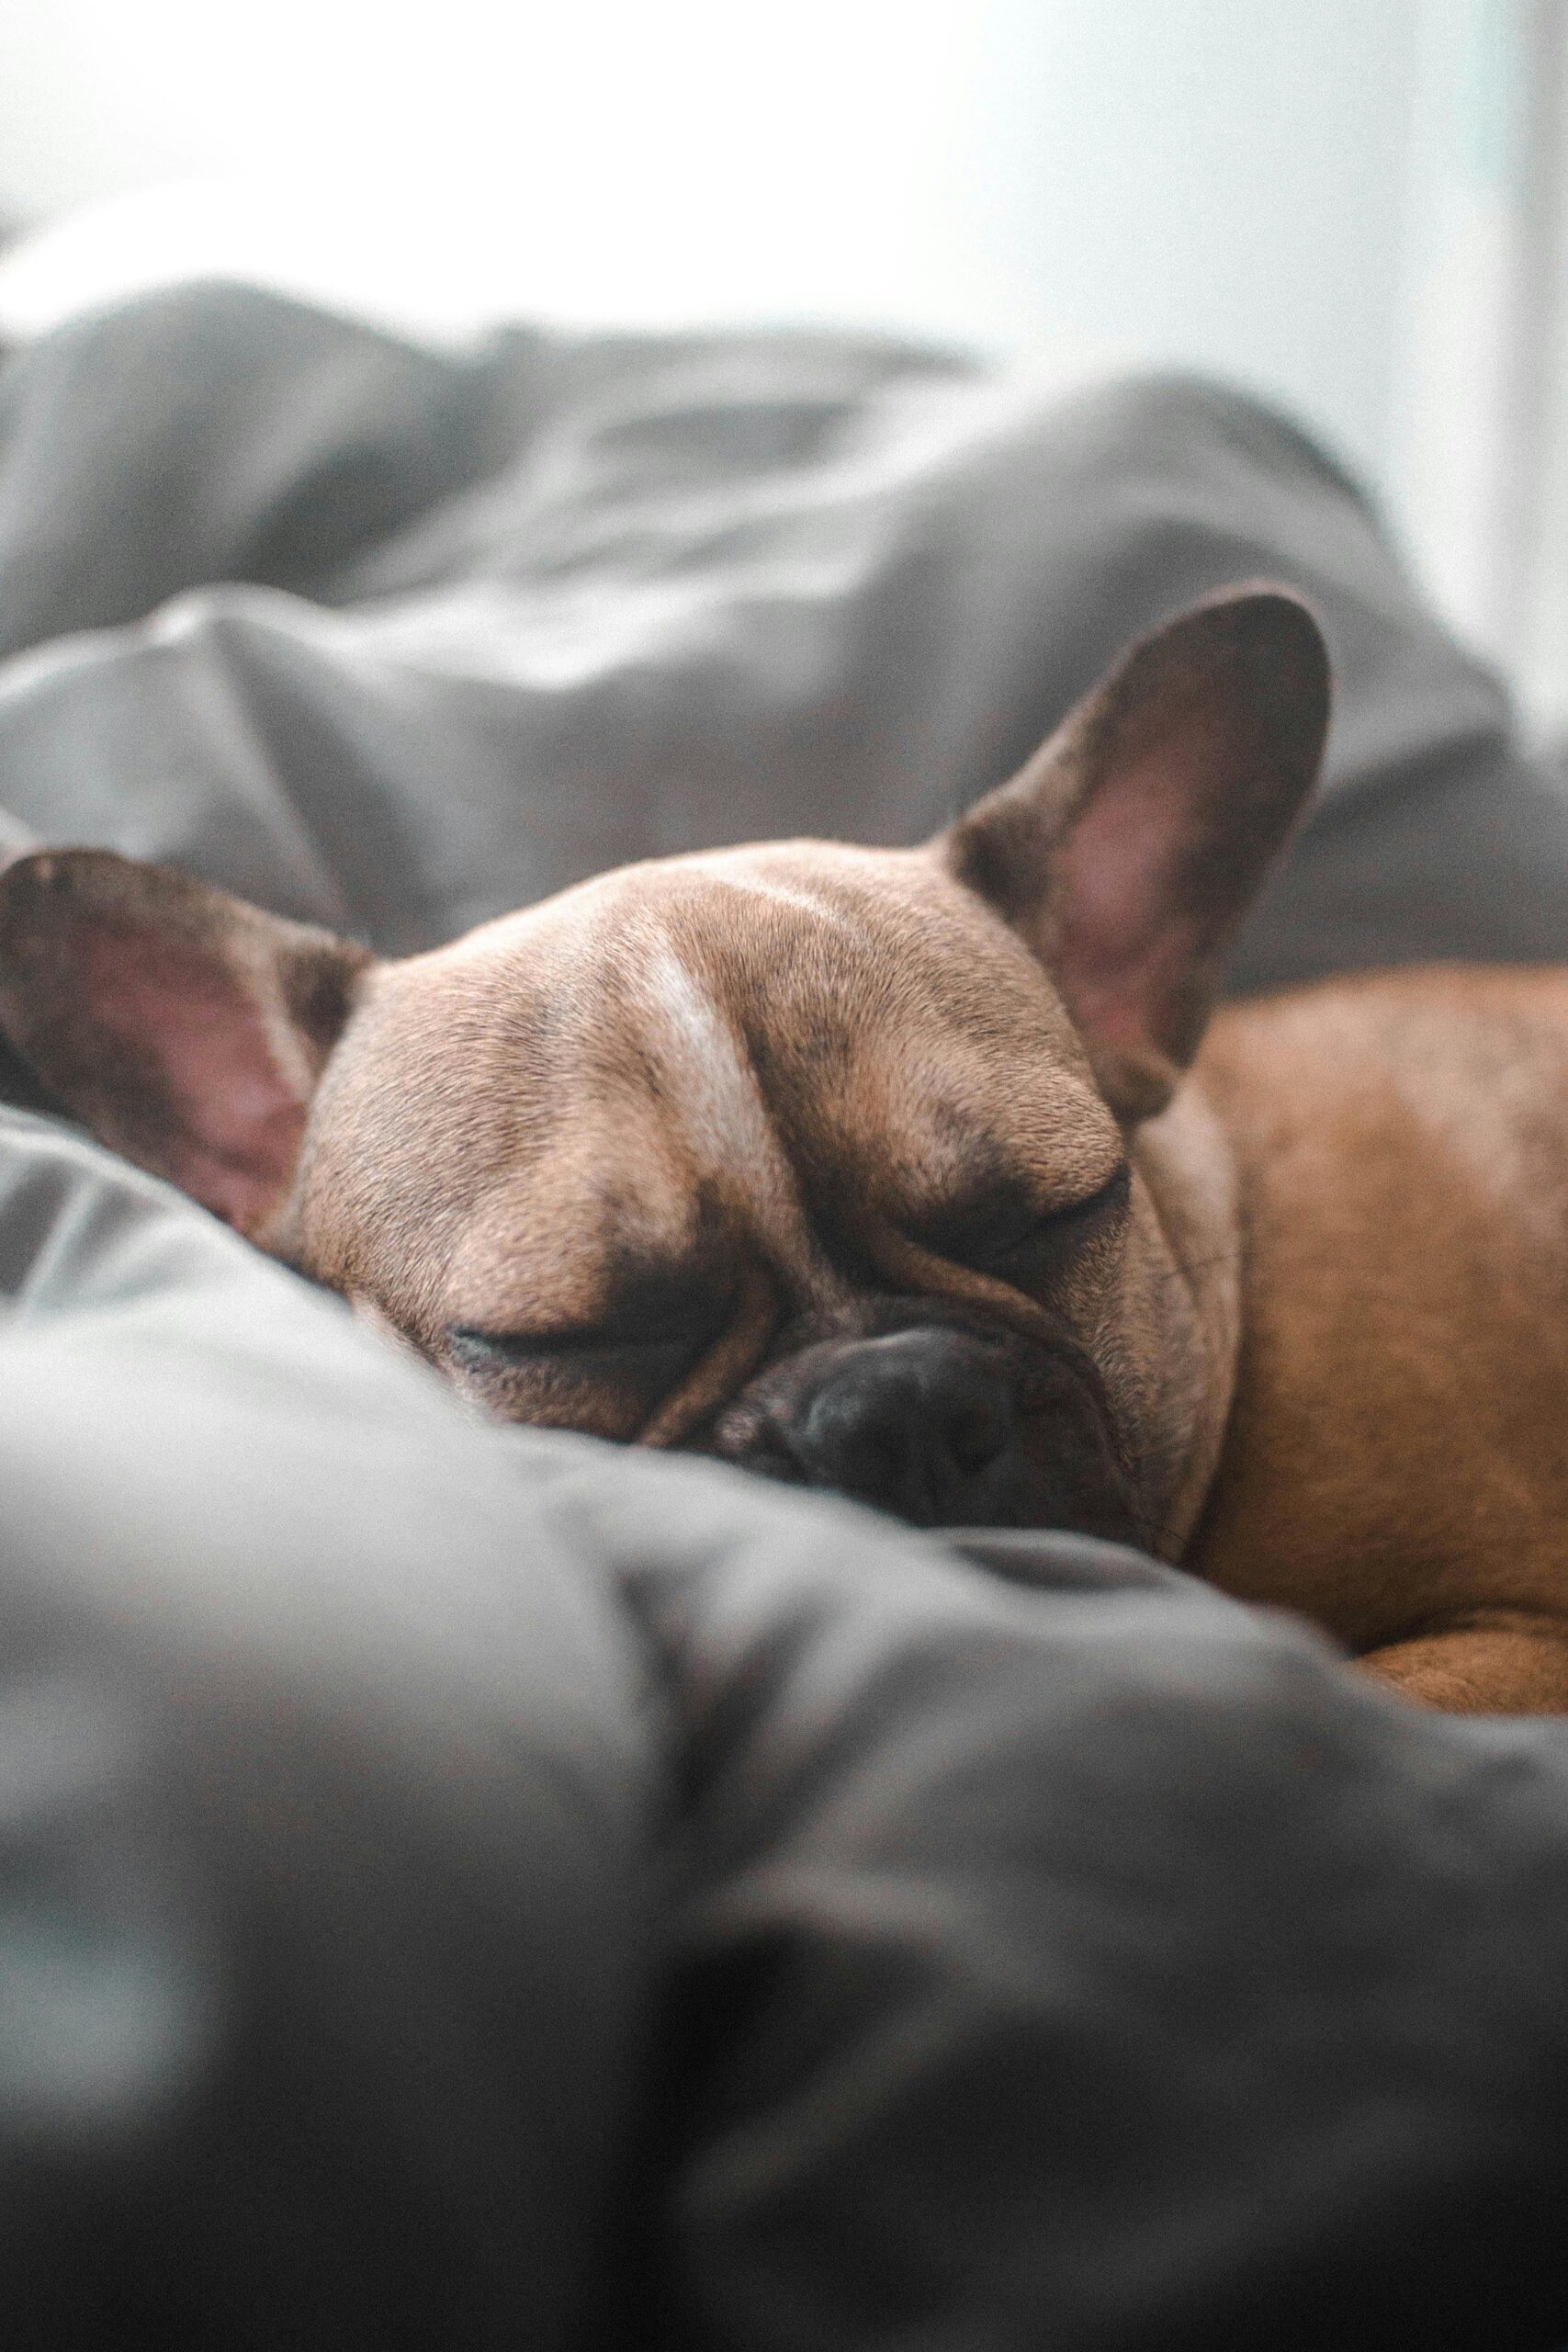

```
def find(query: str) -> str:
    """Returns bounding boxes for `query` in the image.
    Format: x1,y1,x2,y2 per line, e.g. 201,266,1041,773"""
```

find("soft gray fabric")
0,1105,653,2345
1,282,1565,987
4,1107,1568,2346
605,1458,1568,2351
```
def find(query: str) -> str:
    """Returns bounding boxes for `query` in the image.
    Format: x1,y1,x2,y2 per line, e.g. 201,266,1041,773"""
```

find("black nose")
777,1331,1019,1525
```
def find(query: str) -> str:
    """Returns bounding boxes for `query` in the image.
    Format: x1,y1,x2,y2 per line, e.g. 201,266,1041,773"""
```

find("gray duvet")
3,284,1568,2347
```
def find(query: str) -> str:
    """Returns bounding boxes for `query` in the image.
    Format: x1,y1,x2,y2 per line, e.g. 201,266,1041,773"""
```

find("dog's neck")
1131,1079,1243,1556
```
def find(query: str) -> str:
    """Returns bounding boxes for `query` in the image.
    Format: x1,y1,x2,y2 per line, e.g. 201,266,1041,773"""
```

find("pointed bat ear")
0,850,373,1243
938,588,1330,1120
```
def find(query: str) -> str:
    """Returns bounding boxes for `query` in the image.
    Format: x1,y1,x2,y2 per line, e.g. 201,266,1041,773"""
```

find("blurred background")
2,0,1566,723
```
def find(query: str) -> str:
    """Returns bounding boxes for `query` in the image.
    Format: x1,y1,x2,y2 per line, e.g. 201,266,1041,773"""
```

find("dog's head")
0,591,1327,1546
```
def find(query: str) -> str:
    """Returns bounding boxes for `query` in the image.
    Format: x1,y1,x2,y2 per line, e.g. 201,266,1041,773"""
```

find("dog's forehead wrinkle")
446,1114,708,1321
626,939,852,1309
871,1027,1122,1211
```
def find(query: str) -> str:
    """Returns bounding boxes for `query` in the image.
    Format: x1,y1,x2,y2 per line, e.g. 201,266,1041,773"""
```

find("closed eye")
446,1275,737,1386
446,1322,705,1443
928,1162,1131,1273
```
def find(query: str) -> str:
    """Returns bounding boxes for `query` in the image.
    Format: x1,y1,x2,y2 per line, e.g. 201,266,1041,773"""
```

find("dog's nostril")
944,1400,1010,1478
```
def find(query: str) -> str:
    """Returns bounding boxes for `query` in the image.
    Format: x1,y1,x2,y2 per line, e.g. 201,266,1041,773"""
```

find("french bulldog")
4,589,1567,1713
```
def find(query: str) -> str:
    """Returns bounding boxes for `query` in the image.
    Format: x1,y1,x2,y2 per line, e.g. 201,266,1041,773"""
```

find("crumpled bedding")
4,280,1568,982
6,1102,1568,2349
3,283,1568,2348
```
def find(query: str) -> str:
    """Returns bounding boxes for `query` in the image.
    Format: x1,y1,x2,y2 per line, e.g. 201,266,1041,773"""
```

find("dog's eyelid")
1056,1159,1132,1224
446,1272,739,1364
922,1160,1130,1261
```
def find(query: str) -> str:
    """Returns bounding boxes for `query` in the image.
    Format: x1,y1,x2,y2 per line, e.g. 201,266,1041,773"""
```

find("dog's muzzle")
783,1328,1019,1525
718,1319,1145,1540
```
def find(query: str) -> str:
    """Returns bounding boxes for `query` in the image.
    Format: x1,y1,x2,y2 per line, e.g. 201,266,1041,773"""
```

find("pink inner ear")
1050,734,1212,1053
81,924,308,1230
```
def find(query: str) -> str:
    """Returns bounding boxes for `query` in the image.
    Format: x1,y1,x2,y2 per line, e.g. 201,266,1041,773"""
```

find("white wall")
1392,0,1568,718
952,4,1426,492
0,2,1422,477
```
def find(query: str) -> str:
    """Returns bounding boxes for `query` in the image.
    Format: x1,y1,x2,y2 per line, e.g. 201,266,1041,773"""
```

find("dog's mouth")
705,1317,1147,1542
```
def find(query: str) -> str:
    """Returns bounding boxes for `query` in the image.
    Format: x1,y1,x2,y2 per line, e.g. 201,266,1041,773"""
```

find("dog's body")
1194,967,1568,1708
5,589,1567,1712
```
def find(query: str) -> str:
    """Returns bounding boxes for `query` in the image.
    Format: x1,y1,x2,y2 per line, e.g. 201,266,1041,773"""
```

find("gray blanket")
3,285,1568,2348
4,281,1568,982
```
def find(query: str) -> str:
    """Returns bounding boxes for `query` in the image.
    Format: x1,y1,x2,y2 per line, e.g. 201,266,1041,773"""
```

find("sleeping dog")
4,588,1567,1713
